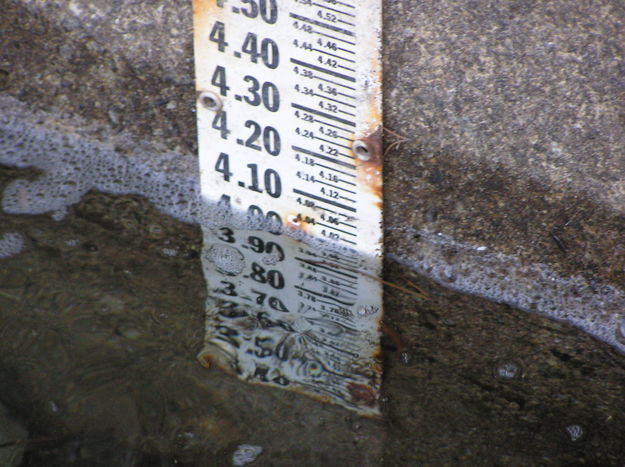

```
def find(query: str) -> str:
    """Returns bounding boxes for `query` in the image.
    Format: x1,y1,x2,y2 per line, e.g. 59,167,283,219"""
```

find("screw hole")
352,140,370,161
199,91,222,111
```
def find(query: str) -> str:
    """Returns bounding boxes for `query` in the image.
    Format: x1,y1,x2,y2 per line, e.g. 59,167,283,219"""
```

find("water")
0,186,385,465
1,98,625,464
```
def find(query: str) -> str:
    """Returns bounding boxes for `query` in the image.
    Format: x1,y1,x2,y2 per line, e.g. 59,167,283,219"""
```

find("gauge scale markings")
193,0,382,415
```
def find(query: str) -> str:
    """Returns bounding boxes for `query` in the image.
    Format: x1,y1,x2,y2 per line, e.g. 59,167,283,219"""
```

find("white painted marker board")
193,0,383,415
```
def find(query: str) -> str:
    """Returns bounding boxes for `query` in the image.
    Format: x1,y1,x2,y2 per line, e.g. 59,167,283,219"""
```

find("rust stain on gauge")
284,212,316,236
347,382,377,407
197,350,212,369
193,0,384,416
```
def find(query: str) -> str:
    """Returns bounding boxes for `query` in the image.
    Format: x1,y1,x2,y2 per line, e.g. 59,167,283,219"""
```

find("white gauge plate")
193,0,383,415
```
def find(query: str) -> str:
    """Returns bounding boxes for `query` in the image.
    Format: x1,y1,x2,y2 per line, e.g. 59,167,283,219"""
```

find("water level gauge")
193,0,383,416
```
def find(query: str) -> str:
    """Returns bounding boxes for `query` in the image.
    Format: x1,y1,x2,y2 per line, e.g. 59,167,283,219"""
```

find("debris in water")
494,361,521,380
565,423,584,442
232,444,262,466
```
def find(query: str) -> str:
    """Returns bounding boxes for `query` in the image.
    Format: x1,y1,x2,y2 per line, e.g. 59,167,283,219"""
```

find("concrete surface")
1,0,625,464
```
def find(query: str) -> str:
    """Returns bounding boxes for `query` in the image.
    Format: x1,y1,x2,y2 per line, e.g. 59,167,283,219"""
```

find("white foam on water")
0,232,25,259
1,96,624,355
388,228,625,354
0,100,202,224
203,244,245,276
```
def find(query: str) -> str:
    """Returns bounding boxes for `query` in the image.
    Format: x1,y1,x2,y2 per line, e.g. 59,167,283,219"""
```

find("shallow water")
2,161,625,465
3,0,625,462
0,108,625,465
0,182,386,466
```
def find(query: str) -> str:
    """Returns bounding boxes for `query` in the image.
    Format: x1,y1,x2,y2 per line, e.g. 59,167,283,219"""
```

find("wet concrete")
1,0,625,465
383,260,625,466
